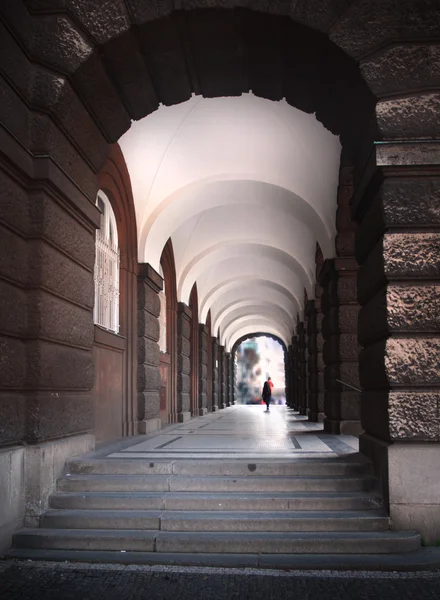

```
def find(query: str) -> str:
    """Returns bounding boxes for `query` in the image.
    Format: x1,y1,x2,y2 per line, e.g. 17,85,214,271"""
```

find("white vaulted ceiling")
119,93,341,350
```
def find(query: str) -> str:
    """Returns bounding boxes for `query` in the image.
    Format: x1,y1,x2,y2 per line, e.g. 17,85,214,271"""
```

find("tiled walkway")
103,406,359,461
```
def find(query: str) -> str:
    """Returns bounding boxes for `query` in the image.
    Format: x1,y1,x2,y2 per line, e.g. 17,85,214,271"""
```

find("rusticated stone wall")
357,175,440,443
177,303,192,422
137,264,162,433
297,322,308,415
198,324,209,415
211,338,219,412
306,299,325,422
319,159,362,435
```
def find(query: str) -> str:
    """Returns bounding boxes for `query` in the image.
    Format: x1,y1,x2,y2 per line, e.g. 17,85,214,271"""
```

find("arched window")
93,190,120,333
158,264,167,353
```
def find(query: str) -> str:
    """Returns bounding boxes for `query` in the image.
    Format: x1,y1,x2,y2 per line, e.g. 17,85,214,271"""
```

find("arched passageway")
0,0,439,552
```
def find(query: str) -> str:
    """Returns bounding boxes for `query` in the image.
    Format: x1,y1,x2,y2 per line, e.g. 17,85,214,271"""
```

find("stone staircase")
10,455,421,565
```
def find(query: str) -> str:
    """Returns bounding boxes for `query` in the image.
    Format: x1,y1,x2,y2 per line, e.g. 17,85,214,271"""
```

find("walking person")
262,377,272,412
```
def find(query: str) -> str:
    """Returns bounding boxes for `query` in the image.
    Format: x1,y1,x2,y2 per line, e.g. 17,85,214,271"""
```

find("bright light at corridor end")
119,94,341,351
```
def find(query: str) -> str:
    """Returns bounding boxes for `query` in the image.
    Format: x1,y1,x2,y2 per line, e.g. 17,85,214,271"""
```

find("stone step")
40,509,389,532
13,529,420,554
50,490,384,512
65,458,372,478
57,474,377,493
7,546,440,570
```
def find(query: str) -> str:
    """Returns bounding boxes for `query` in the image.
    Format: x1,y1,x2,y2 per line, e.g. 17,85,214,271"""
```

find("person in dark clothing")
262,378,272,412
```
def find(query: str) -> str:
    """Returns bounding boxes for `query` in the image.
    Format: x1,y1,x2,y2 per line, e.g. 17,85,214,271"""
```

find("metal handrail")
335,378,361,393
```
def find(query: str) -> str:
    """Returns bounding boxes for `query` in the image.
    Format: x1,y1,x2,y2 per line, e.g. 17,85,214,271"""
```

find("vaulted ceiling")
119,93,341,349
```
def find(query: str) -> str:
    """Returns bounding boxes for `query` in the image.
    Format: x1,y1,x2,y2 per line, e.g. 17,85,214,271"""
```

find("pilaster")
137,264,162,433
177,302,192,422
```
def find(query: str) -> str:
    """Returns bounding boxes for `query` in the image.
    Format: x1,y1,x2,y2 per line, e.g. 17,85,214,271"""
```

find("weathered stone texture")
27,341,94,389
178,336,191,357
0,281,27,337
0,337,26,387
137,337,160,367
137,282,161,316
361,43,440,97
0,169,30,235
385,338,440,386
387,284,440,331
361,338,440,388
376,93,440,139
356,178,440,262
330,0,440,59
137,364,161,392
358,233,440,304
138,391,160,421
388,391,439,441
25,393,93,441
137,311,160,342
65,0,130,44
28,240,94,307
178,355,191,375
29,192,96,270
0,225,28,285
28,291,94,348
0,393,26,444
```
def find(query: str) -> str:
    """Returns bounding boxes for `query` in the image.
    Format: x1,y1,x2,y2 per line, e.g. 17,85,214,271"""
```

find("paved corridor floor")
103,405,358,461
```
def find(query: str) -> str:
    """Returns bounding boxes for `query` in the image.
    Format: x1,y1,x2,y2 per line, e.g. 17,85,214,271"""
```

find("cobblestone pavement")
1,561,439,600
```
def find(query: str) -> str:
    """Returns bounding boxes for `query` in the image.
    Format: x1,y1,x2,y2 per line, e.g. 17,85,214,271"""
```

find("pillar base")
360,433,440,546
198,407,208,416
324,418,362,436
177,411,191,423
138,418,161,434
308,411,325,423
299,407,307,416
211,405,219,412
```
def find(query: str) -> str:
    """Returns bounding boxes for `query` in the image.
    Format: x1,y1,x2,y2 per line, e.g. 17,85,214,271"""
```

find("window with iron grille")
93,191,120,333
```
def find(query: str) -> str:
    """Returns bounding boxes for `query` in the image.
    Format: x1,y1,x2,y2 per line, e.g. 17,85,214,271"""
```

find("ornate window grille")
93,191,120,333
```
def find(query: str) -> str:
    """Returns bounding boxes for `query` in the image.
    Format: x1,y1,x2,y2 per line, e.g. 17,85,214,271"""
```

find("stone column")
320,258,361,435
137,264,162,433
297,322,308,415
306,301,319,421
211,337,219,412
218,345,226,409
285,346,293,408
291,336,299,411
225,352,232,406
229,353,235,405
177,303,192,422
198,324,209,416
354,156,440,544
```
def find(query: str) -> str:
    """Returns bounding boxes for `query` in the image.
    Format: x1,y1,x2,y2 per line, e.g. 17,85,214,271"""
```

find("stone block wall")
177,303,192,422
198,324,209,415
137,264,162,433
211,338,219,412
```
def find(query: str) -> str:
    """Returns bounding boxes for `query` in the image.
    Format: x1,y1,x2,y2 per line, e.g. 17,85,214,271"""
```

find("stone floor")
1,561,440,600
102,405,359,461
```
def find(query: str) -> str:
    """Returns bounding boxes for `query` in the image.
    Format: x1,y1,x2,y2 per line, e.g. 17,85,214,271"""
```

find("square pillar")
177,302,192,422
354,143,440,544
211,338,219,412
137,264,162,433
198,324,209,416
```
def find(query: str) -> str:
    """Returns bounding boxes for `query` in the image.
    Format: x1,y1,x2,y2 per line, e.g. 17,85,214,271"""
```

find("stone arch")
94,143,138,441
159,238,178,422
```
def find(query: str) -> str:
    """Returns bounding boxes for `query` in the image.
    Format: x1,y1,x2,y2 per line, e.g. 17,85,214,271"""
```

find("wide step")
58,474,377,493
41,509,389,532
66,458,373,478
50,490,384,512
14,529,420,554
